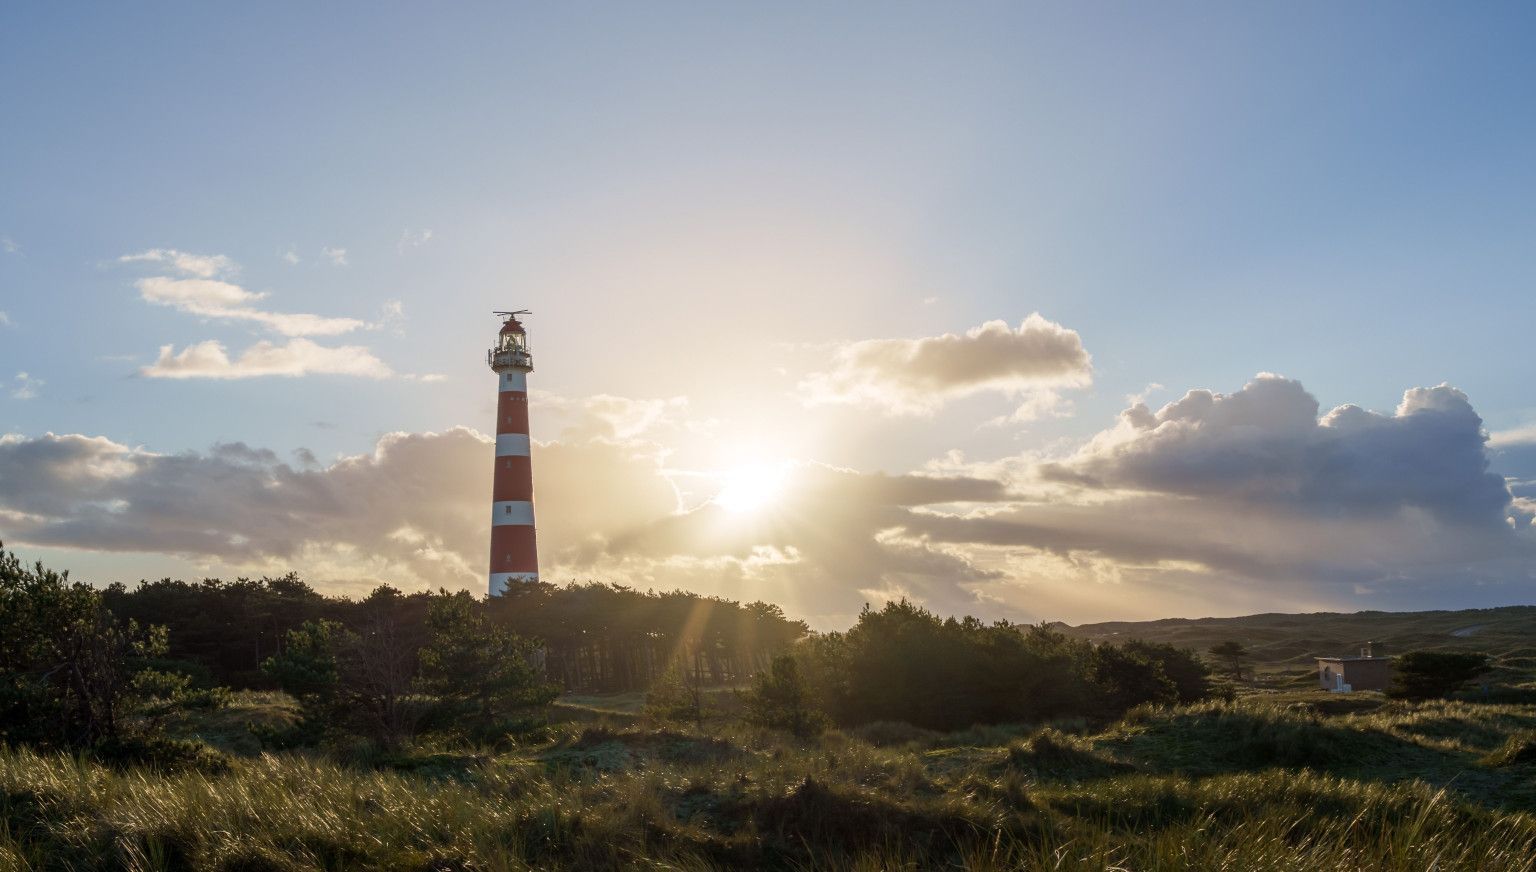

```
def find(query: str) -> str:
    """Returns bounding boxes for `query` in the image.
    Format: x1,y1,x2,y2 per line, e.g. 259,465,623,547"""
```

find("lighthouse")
487,310,539,595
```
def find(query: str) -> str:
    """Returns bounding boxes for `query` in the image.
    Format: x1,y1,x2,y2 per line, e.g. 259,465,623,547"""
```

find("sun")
712,463,788,514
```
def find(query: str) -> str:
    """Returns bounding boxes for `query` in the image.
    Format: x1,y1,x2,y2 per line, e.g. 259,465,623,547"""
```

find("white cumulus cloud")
119,249,236,279
135,277,366,337
142,339,394,379
801,314,1092,416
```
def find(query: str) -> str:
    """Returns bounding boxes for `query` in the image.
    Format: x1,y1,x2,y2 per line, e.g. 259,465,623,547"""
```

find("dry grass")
3,694,1536,870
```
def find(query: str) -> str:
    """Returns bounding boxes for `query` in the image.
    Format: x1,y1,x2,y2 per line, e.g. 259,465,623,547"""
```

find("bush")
262,616,433,749
0,544,223,751
1390,650,1490,700
416,590,558,744
1089,643,1178,716
803,601,1107,730
1122,640,1212,703
644,657,709,726
743,655,826,736
92,735,232,774
798,602,1213,730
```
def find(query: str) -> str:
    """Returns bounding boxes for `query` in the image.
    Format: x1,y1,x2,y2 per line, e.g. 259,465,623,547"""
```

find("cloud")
281,247,300,265
376,299,407,335
0,429,489,590
135,277,367,337
896,375,1535,619
10,372,40,400
983,389,1073,427
1045,375,1512,525
398,229,433,251
0,424,685,598
120,249,235,280
1491,425,1536,449
121,248,406,380
0,392,1012,623
4,380,1530,627
800,314,1092,415
536,392,701,441
1489,424,1536,505
142,339,394,379
322,247,348,266
0,311,10,327
1,236,18,254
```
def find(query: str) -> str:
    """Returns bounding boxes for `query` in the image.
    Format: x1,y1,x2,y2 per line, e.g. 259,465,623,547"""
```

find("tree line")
787,599,1213,731
98,573,809,692
3,542,1496,761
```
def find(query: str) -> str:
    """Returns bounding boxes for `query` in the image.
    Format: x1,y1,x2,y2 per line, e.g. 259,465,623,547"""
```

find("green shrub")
1390,650,1490,700
643,657,710,726
92,735,232,774
417,590,558,744
743,655,826,736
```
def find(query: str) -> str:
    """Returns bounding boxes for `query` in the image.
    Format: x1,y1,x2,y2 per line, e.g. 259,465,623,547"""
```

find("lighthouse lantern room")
487,310,539,595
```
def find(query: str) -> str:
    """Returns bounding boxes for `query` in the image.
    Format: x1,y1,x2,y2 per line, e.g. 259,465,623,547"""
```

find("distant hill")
1058,605,1536,672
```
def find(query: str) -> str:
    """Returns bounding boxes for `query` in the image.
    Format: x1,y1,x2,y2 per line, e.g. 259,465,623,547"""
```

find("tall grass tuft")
4,695,1536,870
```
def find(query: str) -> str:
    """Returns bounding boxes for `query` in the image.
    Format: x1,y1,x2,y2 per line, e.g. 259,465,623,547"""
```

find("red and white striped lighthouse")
487,310,538,595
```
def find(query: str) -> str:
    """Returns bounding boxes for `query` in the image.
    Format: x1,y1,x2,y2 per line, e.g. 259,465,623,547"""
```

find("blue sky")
2,3,1534,626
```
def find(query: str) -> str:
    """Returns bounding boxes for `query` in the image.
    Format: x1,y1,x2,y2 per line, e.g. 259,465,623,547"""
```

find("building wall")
1317,658,1393,692
1343,659,1392,692
1318,661,1339,689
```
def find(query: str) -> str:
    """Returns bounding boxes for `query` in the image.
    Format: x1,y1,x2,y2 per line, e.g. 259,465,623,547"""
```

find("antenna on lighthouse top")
493,310,531,319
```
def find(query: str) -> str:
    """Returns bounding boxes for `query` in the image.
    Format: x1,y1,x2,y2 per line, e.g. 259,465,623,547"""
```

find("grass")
1061,604,1536,694
3,691,1536,869
159,691,300,756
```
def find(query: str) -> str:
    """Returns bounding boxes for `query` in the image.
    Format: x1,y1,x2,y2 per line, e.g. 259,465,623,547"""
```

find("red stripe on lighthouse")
497,391,530,434
490,525,540,573
493,456,534,501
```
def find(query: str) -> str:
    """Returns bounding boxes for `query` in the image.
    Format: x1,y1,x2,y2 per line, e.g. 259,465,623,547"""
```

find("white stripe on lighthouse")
499,371,527,392
491,500,536,526
495,433,530,456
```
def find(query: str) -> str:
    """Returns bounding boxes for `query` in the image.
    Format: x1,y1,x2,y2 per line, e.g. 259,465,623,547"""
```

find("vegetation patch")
848,720,941,747
540,726,746,773
1106,702,1408,775
1006,728,1132,780
1482,733,1536,768
720,776,1011,865
91,734,233,775
8,546,1536,869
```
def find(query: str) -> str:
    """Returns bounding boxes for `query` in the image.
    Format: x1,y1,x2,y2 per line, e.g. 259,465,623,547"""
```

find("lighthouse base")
489,572,540,596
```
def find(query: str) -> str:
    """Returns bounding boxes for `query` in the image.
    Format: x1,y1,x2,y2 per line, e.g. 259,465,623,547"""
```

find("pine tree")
1208,640,1250,682
743,654,825,737
416,590,557,741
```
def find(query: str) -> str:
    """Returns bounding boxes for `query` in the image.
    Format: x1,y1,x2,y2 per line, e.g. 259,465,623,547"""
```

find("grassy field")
5,689,1536,870
1061,604,1536,691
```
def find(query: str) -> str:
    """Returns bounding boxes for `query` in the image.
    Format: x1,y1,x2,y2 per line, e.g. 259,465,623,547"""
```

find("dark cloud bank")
1,375,1531,627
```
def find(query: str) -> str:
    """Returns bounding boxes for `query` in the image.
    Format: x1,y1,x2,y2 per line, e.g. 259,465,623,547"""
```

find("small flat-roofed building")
1317,645,1392,692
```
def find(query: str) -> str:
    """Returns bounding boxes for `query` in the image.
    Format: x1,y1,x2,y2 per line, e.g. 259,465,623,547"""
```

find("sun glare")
712,463,787,514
